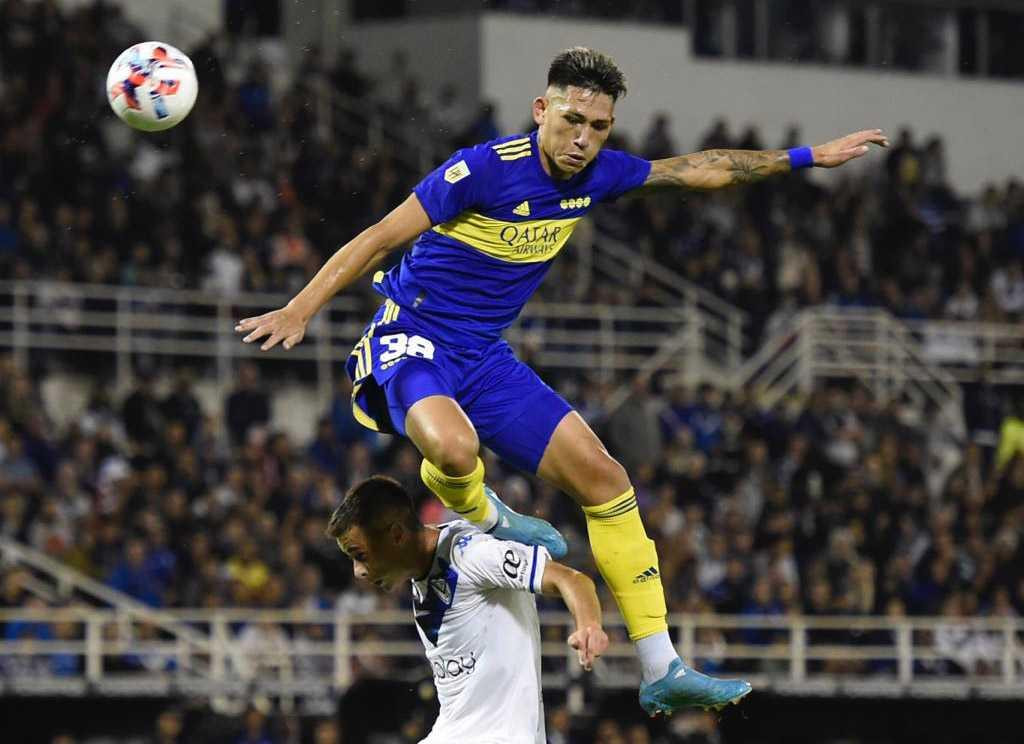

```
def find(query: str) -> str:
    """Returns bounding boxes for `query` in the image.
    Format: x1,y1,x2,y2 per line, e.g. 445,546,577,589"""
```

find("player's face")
534,85,615,179
336,525,408,593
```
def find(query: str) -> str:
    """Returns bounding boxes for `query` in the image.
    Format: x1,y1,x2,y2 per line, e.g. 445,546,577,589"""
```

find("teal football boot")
640,658,752,716
483,485,567,559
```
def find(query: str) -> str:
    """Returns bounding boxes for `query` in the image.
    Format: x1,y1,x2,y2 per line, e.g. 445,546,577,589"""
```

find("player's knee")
425,429,480,476
594,454,630,496
570,450,630,504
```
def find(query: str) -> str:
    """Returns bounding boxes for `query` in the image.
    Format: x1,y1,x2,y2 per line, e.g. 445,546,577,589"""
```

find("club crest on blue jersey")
415,558,459,646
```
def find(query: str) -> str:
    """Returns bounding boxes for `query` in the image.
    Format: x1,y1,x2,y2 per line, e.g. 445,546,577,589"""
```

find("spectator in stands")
237,60,275,132
227,538,271,604
28,496,73,556
432,83,471,147
546,705,571,744
312,718,343,744
122,370,165,455
741,576,784,650
886,127,921,187
641,112,676,161
994,392,1024,472
2,595,54,675
149,707,187,744
0,432,40,492
308,416,343,477
107,537,166,607
225,362,271,447
459,101,501,147
0,200,18,269
236,707,276,744
991,259,1024,320
162,369,203,442
698,117,734,150
331,47,370,101
0,566,29,612
607,375,664,473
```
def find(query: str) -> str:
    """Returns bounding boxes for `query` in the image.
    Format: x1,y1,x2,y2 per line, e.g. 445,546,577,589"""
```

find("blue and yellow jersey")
372,130,651,347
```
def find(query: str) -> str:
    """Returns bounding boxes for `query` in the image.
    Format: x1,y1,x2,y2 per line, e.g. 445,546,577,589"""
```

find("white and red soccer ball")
106,41,198,132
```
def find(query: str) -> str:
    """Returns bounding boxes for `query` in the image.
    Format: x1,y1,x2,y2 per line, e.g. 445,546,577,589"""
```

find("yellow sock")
583,488,668,641
420,457,496,528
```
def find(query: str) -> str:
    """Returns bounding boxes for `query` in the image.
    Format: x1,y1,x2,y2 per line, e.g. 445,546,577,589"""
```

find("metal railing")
7,283,1023,421
1,608,1020,704
903,318,1024,384
0,537,215,679
591,233,747,376
733,308,967,436
0,281,714,402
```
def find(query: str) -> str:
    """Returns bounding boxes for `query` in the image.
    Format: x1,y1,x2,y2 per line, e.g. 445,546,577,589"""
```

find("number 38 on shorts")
349,324,437,382
380,333,436,364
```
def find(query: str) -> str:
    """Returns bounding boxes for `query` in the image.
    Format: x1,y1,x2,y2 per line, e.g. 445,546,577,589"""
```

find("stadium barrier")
731,307,970,434
1,607,1020,703
0,281,717,400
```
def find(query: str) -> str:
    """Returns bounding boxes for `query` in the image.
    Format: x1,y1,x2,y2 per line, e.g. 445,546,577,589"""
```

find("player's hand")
235,305,308,351
812,129,889,168
568,624,608,671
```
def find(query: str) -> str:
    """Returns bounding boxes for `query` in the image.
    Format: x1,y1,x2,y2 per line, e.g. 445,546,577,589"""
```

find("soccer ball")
106,42,198,132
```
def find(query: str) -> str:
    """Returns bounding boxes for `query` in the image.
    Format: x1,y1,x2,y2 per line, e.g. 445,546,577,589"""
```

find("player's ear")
532,96,547,127
388,521,406,545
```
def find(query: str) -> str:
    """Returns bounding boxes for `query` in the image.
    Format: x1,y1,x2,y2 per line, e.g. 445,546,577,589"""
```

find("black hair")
325,475,421,540
547,47,627,102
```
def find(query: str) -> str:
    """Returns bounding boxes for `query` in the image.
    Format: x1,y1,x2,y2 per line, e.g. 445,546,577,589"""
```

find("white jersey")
412,522,550,744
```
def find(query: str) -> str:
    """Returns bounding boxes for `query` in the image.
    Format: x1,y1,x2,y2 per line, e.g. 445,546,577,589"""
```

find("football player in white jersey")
327,475,609,744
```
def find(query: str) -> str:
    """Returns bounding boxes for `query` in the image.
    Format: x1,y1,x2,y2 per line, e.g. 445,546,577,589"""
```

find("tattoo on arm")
642,149,792,192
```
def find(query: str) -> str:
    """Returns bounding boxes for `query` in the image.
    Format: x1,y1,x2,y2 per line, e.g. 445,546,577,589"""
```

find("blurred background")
2,1,1024,742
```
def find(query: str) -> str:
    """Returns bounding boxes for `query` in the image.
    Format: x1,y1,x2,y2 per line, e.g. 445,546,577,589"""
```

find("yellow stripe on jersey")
350,321,377,381
433,211,581,264
494,141,531,156
499,150,533,161
492,137,530,151
493,138,533,161
351,340,368,380
363,324,375,372
381,299,401,325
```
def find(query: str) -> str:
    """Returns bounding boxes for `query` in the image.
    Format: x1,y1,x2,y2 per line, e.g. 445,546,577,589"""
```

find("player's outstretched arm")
638,129,889,193
541,561,609,671
234,194,432,351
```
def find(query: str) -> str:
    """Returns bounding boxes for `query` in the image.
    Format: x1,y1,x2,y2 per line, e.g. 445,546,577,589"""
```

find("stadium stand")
2,1,1024,742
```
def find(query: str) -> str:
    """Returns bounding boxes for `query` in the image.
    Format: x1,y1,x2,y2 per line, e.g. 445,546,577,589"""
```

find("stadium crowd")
3,342,1024,742
3,1,1024,742
2,0,1024,350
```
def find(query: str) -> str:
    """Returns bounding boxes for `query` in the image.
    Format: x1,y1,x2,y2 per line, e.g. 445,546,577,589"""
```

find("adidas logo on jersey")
512,201,531,217
633,566,660,584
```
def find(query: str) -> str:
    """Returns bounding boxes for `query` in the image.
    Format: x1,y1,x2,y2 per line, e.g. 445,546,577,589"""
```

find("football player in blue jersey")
236,46,888,715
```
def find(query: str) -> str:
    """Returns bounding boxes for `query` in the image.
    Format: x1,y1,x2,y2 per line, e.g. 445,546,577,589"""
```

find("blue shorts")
346,300,572,474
